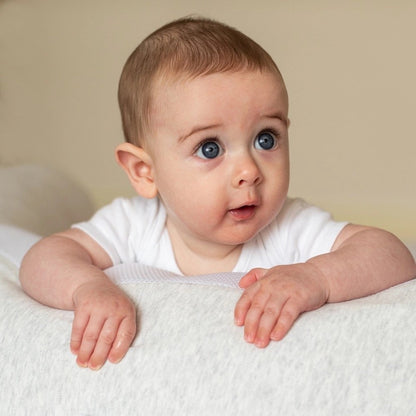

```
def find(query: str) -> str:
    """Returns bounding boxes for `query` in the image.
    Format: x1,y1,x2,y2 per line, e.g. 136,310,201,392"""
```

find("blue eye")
254,131,276,150
196,141,222,159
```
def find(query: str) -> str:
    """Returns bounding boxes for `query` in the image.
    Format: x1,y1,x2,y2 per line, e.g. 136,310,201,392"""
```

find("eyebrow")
178,112,288,143
178,123,222,143
263,112,289,126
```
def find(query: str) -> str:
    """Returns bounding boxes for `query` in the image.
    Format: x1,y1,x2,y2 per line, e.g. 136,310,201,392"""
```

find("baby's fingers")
235,288,271,343
238,268,267,289
70,311,90,356
74,315,105,368
270,298,302,342
108,316,137,364
253,298,302,347
252,297,288,348
234,283,259,327
87,318,121,370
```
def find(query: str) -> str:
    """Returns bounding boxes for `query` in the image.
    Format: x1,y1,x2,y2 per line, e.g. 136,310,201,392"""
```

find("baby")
20,17,415,371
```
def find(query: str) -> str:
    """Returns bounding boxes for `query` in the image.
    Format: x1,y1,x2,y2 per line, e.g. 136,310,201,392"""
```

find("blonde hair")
118,16,283,145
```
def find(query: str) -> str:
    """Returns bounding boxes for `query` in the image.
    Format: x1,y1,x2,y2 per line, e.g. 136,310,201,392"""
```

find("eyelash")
263,128,280,140
193,136,220,153
260,128,280,144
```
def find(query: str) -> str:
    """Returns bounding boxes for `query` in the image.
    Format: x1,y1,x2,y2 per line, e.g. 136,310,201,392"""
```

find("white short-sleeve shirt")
73,197,347,275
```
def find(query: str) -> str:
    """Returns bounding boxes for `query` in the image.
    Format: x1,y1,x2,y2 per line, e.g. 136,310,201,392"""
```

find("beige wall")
1,0,415,240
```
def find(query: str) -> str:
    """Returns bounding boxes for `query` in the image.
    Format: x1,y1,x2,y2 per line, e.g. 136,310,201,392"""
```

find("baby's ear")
115,143,157,199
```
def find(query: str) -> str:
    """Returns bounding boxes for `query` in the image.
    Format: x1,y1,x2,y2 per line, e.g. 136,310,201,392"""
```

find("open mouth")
229,205,257,221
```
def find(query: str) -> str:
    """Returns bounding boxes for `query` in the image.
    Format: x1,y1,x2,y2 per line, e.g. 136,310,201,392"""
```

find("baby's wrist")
71,272,113,308
303,260,330,303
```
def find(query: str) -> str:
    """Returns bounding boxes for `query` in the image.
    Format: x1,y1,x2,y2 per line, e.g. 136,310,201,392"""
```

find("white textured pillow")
1,226,416,415
2,252,416,415
0,164,94,236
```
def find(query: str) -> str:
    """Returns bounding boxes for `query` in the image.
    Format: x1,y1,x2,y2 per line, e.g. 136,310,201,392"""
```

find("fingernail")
76,360,88,368
255,338,267,348
270,332,283,341
109,356,122,364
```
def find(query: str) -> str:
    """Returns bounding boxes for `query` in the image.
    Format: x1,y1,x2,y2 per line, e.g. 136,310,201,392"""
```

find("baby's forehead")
147,69,288,134
151,68,286,98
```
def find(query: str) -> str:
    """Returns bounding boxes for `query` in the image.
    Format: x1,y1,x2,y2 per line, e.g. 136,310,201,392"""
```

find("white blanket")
1,225,416,415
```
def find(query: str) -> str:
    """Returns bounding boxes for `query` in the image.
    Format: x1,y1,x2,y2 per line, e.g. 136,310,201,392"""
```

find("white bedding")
1,225,416,415
1,164,416,415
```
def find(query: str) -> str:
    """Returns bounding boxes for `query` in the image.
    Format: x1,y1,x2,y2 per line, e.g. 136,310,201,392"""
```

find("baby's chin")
216,221,273,246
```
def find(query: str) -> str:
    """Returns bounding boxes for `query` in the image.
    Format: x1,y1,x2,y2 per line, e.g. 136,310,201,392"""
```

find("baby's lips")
229,205,256,221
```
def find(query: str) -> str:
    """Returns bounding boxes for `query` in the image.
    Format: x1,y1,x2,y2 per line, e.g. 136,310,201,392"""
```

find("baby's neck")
177,245,242,276
166,222,243,276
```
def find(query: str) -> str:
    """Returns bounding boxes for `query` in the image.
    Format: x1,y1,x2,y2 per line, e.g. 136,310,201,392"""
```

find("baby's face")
146,70,290,249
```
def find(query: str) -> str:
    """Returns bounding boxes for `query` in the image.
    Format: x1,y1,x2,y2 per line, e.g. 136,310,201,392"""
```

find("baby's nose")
231,156,263,188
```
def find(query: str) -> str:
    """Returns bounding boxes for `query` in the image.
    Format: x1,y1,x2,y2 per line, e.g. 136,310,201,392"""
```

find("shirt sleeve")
71,197,144,266
270,198,349,264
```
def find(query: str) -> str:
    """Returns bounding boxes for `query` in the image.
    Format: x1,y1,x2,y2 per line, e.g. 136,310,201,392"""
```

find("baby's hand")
70,280,136,370
234,263,329,348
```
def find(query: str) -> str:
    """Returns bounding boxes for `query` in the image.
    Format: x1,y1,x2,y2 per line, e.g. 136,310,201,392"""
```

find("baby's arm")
234,224,416,347
19,229,136,370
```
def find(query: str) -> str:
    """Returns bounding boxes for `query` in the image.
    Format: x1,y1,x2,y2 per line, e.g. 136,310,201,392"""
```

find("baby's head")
118,16,286,146
116,17,290,259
